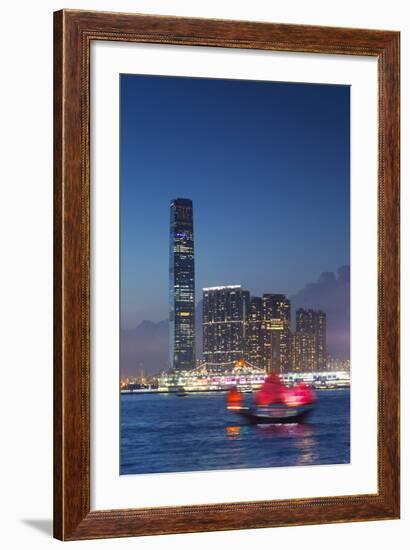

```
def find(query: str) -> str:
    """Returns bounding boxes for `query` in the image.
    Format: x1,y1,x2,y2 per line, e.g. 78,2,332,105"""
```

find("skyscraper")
169,198,195,371
245,297,264,368
202,285,249,365
293,308,327,371
262,294,291,373
316,310,327,371
291,331,314,372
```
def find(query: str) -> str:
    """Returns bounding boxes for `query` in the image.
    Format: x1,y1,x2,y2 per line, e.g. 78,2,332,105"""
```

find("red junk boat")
226,373,315,424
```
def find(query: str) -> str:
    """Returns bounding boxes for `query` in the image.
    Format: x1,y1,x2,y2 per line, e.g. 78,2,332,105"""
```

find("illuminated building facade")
169,198,196,371
202,285,249,364
262,294,291,373
291,331,315,372
245,297,264,368
316,310,327,370
293,308,327,371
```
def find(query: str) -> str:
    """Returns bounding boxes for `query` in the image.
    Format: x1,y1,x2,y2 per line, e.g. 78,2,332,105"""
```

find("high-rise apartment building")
245,297,264,368
202,286,249,365
262,294,291,373
291,331,315,372
293,308,327,371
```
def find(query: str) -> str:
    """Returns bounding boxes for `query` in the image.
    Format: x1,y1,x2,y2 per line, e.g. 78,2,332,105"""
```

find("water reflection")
225,425,241,440
121,390,350,474
256,423,313,438
256,423,319,465
225,424,251,440
225,422,319,465
294,430,319,465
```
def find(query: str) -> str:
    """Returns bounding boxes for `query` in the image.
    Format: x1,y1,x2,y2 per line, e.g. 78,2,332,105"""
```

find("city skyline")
201,284,325,374
167,195,331,373
119,73,351,478
120,74,350,341
121,262,349,376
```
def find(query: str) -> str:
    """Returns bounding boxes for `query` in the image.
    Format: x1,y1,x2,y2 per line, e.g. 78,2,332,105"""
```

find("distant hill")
290,265,350,360
120,319,168,377
120,266,350,376
120,302,203,377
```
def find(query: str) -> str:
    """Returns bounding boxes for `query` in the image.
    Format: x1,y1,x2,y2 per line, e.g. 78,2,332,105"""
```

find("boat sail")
226,373,315,424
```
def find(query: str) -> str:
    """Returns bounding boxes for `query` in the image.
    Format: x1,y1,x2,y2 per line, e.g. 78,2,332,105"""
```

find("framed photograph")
54,9,400,540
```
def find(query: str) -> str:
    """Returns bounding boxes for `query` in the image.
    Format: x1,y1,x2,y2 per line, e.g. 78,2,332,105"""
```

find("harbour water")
120,388,350,475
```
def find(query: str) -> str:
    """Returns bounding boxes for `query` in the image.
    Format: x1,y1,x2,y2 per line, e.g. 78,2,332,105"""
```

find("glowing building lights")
203,286,249,364
169,198,196,371
292,308,327,372
167,201,327,376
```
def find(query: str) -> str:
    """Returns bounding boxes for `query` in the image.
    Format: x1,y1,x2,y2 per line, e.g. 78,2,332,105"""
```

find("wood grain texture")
53,9,400,541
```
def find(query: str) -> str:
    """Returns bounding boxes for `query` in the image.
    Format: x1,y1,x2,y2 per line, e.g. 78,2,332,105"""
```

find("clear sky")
120,74,350,330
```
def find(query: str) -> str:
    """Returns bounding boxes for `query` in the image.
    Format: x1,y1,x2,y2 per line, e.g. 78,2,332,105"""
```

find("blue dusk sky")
120,74,350,330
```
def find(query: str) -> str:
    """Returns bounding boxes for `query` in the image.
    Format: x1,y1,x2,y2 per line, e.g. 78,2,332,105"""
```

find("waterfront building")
327,356,351,372
291,330,315,372
202,285,249,364
169,198,196,371
153,363,350,394
261,294,291,373
245,297,264,368
294,308,327,371
316,310,327,370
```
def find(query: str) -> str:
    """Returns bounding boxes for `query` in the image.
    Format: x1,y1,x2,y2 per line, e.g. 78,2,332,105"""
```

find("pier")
121,361,350,394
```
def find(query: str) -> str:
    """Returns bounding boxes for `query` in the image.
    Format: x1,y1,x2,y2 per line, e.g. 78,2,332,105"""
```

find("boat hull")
230,404,314,424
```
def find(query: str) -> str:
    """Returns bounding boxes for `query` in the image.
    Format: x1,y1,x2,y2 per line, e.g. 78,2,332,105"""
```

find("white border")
90,41,378,510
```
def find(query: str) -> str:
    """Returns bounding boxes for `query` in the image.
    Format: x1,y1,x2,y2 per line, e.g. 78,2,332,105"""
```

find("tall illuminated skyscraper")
169,198,195,371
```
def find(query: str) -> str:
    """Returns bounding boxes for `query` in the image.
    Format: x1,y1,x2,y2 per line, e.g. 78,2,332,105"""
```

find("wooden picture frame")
54,9,400,541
